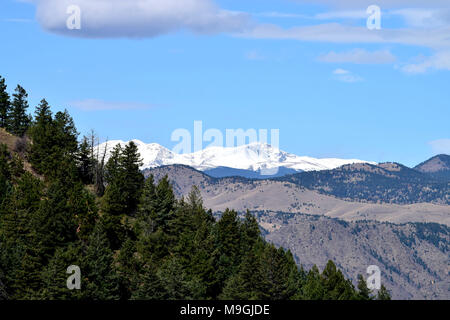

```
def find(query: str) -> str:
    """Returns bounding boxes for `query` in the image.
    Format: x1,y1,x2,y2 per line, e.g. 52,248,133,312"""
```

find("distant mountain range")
276,160,450,205
99,140,374,178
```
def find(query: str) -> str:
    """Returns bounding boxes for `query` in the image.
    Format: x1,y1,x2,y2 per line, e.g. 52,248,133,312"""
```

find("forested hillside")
276,163,449,204
0,75,389,300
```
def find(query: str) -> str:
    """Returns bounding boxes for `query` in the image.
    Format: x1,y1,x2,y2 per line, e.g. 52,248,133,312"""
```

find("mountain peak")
98,140,375,175
414,154,450,173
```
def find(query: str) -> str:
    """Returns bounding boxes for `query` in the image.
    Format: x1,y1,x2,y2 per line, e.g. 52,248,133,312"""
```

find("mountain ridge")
99,139,375,174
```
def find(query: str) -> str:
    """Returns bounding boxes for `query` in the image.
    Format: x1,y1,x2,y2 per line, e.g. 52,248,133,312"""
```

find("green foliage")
81,224,120,300
28,100,79,178
0,76,10,129
320,260,355,300
8,85,31,136
77,137,95,185
356,274,372,300
103,142,144,216
377,284,391,300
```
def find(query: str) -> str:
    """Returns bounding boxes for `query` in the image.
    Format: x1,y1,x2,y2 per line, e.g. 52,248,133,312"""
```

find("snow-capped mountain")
97,139,376,175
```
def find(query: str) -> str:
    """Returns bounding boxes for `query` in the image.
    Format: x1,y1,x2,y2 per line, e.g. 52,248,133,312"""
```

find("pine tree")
53,110,79,159
81,224,120,300
154,176,176,231
261,245,299,300
356,274,372,300
240,210,260,254
132,263,165,300
29,103,79,178
28,99,53,174
212,209,241,297
321,260,355,300
120,141,144,215
189,219,216,298
136,175,157,232
103,142,144,218
376,284,391,300
8,85,30,136
157,258,202,300
40,243,83,300
0,76,10,129
0,172,44,299
302,265,325,300
67,182,98,241
77,137,95,185
220,245,267,300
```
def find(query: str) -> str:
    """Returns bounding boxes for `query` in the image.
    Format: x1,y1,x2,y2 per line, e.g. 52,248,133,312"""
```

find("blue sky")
0,0,449,166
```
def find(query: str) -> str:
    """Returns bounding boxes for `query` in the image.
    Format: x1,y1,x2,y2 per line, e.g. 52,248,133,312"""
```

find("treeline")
0,75,390,300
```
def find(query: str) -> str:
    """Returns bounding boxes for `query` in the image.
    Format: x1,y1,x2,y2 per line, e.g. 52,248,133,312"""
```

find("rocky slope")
261,212,449,300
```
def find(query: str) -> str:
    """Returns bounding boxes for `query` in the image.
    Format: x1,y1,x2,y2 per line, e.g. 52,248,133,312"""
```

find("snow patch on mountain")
98,139,376,173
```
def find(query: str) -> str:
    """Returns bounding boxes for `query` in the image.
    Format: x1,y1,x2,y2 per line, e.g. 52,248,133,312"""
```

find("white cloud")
314,10,367,20
402,51,450,73
319,49,396,64
32,0,250,38
429,139,450,155
238,23,450,49
254,12,308,19
70,99,156,111
333,68,349,75
393,8,450,28
26,0,450,73
292,0,450,9
332,68,363,82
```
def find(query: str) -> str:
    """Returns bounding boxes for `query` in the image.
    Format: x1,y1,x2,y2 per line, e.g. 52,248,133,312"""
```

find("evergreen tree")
320,260,355,300
77,137,95,185
29,103,79,178
220,245,267,300
8,85,30,136
356,274,372,300
188,218,216,298
81,224,120,300
212,209,241,297
28,99,53,174
40,243,83,300
0,76,10,129
0,172,44,299
240,210,260,254
120,141,144,215
302,265,325,300
154,176,176,231
103,142,144,217
131,263,165,300
261,245,299,300
157,258,203,300
136,175,157,233
376,284,391,300
53,110,79,159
